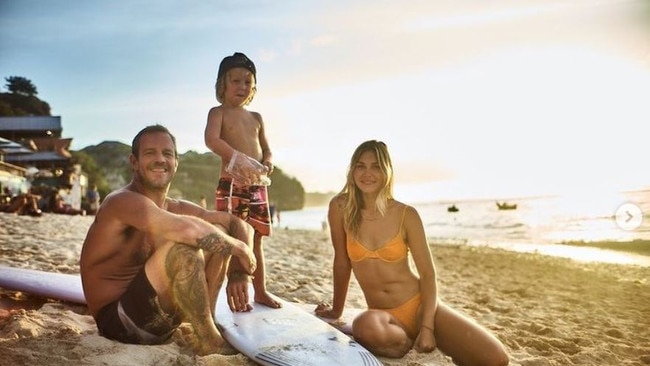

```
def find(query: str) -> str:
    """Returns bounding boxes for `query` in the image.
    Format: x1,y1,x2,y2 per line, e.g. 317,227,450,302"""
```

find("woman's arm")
316,197,352,318
404,205,439,350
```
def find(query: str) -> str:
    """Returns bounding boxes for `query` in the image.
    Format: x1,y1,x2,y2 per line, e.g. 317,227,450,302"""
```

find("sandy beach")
1,212,649,366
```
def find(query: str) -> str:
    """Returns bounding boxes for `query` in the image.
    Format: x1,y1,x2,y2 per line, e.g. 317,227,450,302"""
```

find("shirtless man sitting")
80,124,257,355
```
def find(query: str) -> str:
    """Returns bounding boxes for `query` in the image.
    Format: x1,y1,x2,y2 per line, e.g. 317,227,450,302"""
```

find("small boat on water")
447,205,459,213
496,202,517,210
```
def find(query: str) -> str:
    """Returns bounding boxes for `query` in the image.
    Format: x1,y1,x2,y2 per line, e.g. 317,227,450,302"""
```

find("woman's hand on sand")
314,303,341,319
414,327,437,353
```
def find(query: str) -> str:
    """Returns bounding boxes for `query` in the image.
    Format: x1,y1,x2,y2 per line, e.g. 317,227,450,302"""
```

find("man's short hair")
131,124,178,158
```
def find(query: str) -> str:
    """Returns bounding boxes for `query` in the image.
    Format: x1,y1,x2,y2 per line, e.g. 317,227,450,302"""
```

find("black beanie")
217,52,256,82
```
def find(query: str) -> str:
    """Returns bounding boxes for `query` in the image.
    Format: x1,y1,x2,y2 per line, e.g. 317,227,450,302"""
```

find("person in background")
80,125,257,355
269,203,276,225
50,191,86,215
204,52,279,309
316,140,509,365
2,185,13,202
0,189,42,216
86,184,101,215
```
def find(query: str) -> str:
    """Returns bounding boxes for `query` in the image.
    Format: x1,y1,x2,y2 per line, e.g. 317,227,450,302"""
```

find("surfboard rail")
0,265,86,304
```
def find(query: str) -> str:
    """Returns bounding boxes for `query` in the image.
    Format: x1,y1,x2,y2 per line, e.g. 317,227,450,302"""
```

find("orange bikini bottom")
376,293,421,339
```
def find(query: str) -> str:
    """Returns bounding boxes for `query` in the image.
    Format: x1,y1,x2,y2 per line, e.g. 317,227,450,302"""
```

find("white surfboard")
0,265,86,304
293,303,363,336
215,284,381,366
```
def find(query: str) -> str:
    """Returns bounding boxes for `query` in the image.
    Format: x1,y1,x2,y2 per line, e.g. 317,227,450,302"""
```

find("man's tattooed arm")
228,270,253,282
196,232,233,255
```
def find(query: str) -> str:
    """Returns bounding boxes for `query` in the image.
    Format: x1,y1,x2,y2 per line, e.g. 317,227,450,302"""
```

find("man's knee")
165,243,205,279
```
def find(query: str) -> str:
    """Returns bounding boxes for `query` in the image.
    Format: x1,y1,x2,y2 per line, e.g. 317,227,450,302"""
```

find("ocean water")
277,189,650,267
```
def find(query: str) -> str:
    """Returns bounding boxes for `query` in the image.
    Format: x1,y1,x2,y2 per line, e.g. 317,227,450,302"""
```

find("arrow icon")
615,203,643,231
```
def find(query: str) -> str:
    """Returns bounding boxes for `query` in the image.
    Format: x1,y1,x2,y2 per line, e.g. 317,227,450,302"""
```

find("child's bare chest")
221,115,262,157
222,114,259,136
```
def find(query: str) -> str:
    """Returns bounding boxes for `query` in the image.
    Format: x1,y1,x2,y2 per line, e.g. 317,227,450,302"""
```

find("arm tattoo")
196,232,233,255
228,270,252,282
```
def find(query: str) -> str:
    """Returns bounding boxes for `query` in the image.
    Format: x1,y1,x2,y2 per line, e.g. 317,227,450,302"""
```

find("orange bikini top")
346,207,409,262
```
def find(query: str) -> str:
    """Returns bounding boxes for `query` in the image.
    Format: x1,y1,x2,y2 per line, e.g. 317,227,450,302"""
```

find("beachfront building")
0,116,62,140
0,116,69,170
0,136,29,195
0,160,27,200
0,116,86,208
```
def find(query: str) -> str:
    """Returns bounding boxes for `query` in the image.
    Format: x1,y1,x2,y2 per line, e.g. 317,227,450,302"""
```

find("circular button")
615,203,643,231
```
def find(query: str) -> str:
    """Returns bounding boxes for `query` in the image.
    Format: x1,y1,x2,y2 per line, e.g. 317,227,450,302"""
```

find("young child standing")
204,52,280,309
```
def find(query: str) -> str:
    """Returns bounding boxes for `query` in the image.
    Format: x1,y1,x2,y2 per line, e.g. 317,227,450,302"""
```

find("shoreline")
1,213,650,365
462,240,650,267
560,238,650,256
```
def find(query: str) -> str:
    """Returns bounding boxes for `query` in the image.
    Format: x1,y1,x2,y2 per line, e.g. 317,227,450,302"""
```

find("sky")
1,0,649,202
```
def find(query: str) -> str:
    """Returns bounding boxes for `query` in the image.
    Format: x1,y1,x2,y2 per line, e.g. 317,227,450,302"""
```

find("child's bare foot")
255,291,282,308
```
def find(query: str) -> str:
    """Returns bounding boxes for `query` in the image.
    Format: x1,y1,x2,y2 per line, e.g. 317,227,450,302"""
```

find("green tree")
267,167,305,211
0,76,50,116
171,151,222,206
5,76,38,96
0,100,12,115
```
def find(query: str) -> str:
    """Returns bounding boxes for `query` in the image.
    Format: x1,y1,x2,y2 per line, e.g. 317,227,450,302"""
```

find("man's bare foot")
254,291,282,308
194,338,239,356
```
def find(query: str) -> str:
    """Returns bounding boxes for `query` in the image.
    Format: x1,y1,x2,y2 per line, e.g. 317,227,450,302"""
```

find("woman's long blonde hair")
339,140,394,236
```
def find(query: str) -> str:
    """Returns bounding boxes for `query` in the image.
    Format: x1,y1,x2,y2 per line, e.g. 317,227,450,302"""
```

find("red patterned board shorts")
215,178,271,236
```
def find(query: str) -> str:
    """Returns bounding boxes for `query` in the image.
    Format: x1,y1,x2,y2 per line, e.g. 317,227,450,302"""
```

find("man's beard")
136,166,172,191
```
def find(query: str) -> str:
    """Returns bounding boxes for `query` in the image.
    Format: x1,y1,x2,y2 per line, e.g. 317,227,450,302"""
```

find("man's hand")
227,271,253,312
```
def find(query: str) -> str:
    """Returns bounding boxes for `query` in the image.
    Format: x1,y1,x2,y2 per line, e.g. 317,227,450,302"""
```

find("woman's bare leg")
434,302,509,366
352,310,413,358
